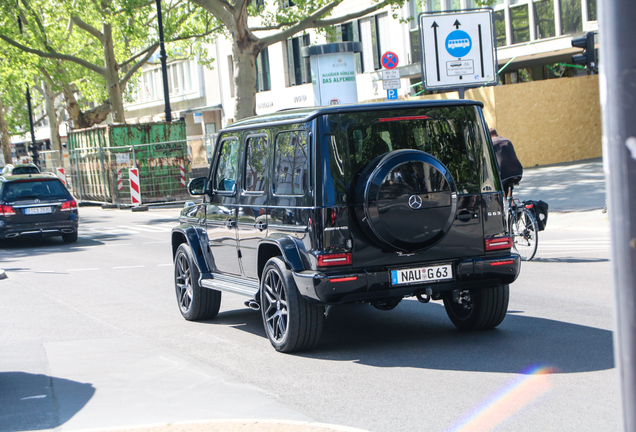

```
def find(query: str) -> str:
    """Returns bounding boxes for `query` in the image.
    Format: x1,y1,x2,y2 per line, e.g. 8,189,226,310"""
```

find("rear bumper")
292,254,521,304
0,220,78,239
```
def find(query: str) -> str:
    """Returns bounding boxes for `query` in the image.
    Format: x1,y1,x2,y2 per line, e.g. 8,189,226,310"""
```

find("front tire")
260,257,324,353
443,285,509,330
174,243,221,321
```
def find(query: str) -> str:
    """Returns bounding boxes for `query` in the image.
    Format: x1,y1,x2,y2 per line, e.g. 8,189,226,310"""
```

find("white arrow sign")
419,9,498,91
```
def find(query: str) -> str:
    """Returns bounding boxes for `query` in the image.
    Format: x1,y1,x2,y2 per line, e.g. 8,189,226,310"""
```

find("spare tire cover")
355,149,457,252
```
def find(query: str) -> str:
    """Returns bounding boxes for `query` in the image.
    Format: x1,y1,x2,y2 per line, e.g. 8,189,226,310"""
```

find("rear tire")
443,285,509,330
174,243,221,321
62,231,78,243
260,257,324,353
510,207,538,261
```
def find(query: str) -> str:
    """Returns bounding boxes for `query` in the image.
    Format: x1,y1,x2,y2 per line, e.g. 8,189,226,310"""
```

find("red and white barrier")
55,167,66,185
129,168,141,205
117,169,123,191
180,164,186,186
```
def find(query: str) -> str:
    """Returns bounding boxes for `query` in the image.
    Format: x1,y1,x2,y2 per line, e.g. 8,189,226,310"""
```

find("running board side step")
199,272,259,297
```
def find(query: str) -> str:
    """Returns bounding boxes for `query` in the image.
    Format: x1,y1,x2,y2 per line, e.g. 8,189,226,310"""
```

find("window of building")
450,0,461,10
560,0,582,34
410,29,420,64
336,22,362,73
256,48,271,92
359,13,389,73
494,10,506,47
287,34,311,87
274,130,309,196
534,0,556,39
511,4,530,44
227,56,235,98
587,0,596,21
135,60,193,103
281,0,295,8
244,135,268,193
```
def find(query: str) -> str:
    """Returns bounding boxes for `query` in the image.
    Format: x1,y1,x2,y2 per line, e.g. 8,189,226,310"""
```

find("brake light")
491,260,515,266
0,205,15,216
317,252,352,267
330,276,358,283
485,236,512,251
60,199,77,211
379,116,429,122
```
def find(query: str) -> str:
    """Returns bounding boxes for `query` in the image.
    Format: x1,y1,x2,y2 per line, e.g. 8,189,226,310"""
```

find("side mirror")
188,177,208,196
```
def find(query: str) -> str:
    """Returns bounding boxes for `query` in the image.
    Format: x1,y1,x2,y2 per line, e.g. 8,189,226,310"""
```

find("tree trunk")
43,80,62,159
102,24,125,123
233,41,259,121
62,84,111,129
0,96,12,165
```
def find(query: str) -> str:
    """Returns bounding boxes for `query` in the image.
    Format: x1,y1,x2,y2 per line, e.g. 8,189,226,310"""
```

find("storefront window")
587,0,596,21
534,0,556,39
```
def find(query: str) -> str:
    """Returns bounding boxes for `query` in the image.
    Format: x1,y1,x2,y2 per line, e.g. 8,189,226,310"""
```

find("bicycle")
507,196,539,261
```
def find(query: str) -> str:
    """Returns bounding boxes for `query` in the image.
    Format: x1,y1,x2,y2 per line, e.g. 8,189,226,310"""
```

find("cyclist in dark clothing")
489,127,523,197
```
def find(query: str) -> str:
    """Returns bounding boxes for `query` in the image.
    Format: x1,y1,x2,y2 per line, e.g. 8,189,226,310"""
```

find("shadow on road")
0,371,94,432
212,301,614,375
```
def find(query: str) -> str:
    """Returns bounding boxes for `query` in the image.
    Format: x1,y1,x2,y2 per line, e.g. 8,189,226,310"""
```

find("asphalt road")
0,204,617,432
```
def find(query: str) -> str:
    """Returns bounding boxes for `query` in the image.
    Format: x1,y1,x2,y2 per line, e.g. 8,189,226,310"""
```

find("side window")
214,138,239,193
244,135,268,193
274,131,309,196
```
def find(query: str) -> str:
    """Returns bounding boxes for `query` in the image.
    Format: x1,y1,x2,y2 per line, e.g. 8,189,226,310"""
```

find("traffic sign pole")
599,1,636,431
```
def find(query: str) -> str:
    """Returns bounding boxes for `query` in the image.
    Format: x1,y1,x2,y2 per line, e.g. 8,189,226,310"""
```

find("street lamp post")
155,0,172,122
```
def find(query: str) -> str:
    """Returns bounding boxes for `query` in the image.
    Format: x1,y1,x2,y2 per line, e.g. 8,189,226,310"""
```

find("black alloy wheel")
260,257,324,353
174,243,221,321
443,285,509,330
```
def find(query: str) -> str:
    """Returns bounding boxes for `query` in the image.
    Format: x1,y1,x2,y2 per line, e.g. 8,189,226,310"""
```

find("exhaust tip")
244,299,260,311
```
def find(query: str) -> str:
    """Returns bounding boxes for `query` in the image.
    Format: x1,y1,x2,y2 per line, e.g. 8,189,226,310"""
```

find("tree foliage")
189,0,409,120
0,0,221,128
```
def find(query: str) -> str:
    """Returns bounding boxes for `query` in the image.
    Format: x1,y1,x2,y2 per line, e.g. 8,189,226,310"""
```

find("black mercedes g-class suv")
172,100,520,352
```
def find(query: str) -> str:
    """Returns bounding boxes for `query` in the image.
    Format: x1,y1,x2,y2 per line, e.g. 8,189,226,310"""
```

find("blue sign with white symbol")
445,30,472,58
387,89,398,100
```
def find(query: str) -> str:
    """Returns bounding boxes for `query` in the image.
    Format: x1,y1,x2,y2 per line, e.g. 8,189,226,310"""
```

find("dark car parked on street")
0,174,78,242
172,100,521,352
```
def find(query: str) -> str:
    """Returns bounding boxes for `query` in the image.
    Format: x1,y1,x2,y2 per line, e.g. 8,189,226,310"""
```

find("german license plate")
391,264,453,286
25,207,52,215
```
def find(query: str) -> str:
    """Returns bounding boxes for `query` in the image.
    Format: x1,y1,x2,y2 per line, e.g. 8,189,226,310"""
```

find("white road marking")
112,265,145,269
66,268,99,272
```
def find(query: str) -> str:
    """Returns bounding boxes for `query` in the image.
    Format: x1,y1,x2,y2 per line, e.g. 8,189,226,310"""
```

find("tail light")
317,252,352,267
60,199,77,212
0,205,15,216
485,236,512,251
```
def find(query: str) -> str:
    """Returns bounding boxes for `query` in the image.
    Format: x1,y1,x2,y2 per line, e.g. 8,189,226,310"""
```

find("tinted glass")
244,136,268,193
214,138,239,192
2,180,68,201
535,0,556,39
342,107,481,194
12,166,40,175
560,0,582,34
274,131,309,196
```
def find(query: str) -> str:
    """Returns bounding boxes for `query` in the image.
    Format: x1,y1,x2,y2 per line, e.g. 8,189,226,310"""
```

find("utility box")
67,121,189,204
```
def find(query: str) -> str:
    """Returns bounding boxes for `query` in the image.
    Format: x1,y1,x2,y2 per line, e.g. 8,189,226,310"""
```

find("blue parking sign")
387,89,398,100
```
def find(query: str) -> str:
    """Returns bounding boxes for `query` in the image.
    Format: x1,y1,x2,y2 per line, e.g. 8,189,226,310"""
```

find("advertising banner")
310,52,358,106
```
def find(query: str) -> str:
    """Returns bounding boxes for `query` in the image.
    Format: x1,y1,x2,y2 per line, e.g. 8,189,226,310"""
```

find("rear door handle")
456,210,479,222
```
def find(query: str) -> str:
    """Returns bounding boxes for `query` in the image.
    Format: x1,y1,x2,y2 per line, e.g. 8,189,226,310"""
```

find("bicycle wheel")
510,207,538,261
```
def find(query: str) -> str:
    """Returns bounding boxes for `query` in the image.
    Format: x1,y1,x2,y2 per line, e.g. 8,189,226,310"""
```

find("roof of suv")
0,173,58,183
225,99,485,130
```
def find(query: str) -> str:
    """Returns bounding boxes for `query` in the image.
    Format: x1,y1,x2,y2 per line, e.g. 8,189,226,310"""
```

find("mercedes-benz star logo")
408,194,422,210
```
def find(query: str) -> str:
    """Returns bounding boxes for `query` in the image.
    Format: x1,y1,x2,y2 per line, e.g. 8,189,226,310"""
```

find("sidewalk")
513,158,606,212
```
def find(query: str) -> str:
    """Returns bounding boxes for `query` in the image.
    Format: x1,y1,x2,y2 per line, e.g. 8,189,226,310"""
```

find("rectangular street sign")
382,70,400,80
383,79,401,90
387,89,398,100
419,9,498,91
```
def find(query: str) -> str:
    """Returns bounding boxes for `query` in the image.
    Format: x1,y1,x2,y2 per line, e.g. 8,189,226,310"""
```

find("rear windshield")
1,180,68,201
326,105,500,203
11,166,40,175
